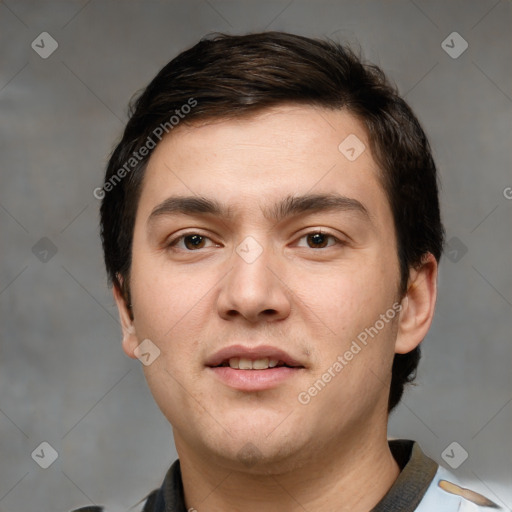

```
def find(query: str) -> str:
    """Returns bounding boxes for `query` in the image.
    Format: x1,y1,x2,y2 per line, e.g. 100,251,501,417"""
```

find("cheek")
129,253,205,349
294,256,398,338
292,255,400,405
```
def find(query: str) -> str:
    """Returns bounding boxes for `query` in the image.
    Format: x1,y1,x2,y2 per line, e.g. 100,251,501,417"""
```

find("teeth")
239,357,253,370
252,358,269,369
227,357,281,370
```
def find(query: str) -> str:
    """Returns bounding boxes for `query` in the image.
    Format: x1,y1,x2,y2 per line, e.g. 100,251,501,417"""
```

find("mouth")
215,357,302,370
206,344,305,369
206,345,305,391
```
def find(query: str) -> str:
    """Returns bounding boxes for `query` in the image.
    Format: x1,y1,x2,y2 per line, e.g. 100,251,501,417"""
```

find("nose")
216,238,291,324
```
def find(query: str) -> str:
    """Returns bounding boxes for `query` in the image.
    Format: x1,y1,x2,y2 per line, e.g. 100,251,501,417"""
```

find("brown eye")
168,233,217,251
296,231,340,249
306,232,330,248
183,234,206,250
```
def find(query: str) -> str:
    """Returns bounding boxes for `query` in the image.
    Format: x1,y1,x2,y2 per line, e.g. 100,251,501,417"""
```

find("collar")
147,439,438,512
371,439,438,511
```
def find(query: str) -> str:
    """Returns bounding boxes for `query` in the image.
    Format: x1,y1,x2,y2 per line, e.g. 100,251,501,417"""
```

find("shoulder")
416,464,511,512
69,460,180,512
70,491,159,512
383,440,509,512
69,489,161,512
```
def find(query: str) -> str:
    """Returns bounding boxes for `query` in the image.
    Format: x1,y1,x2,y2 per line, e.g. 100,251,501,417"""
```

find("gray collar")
150,439,438,512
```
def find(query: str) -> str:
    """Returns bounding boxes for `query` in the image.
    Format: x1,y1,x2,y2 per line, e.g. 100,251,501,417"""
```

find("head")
100,32,443,470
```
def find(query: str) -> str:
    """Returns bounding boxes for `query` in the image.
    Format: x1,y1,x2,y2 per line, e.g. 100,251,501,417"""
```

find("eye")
168,233,218,251
296,231,341,249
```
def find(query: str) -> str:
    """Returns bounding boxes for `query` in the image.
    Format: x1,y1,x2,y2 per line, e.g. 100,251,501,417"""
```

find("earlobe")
112,280,139,359
395,253,438,355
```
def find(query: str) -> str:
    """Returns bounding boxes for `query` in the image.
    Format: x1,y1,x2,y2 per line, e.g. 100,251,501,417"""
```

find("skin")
114,105,438,511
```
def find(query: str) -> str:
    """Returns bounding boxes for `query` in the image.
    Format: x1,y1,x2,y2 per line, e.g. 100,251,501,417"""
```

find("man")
78,32,507,511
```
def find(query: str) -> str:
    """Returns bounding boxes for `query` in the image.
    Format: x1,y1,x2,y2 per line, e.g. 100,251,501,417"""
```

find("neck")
176,429,400,512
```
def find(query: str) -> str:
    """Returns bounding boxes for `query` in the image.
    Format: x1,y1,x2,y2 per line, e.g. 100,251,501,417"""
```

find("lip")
205,344,305,392
205,344,304,368
208,366,302,391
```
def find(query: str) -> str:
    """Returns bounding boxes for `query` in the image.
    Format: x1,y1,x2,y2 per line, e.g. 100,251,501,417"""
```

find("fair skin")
113,105,437,512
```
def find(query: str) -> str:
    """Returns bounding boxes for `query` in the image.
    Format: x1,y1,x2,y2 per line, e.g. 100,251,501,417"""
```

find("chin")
204,423,313,475
235,441,312,475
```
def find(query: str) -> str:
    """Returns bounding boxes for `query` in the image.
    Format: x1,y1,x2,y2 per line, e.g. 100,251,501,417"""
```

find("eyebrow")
147,193,371,225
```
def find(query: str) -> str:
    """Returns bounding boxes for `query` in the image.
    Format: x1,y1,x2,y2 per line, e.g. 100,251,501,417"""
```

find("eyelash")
167,230,344,251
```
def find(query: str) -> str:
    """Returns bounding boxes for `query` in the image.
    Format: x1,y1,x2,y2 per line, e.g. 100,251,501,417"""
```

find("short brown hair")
100,31,444,412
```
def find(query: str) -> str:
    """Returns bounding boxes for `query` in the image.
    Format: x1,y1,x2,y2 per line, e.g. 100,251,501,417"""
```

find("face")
116,105,430,473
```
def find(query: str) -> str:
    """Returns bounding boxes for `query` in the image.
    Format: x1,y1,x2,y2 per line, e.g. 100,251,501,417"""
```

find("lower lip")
208,366,302,391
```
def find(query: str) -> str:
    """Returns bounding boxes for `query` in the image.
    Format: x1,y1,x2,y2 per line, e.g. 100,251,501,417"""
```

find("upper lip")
206,345,305,368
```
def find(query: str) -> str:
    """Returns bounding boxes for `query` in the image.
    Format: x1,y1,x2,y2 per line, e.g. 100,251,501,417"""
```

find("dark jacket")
71,440,506,512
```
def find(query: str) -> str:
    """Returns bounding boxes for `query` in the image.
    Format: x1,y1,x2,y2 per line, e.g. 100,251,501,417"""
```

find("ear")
395,253,438,354
113,279,139,359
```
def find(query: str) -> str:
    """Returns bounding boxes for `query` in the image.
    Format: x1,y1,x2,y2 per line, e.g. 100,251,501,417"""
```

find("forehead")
136,104,390,227
150,104,373,172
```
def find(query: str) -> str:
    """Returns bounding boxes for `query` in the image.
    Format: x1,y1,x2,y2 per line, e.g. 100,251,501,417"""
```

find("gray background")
1,1,511,511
